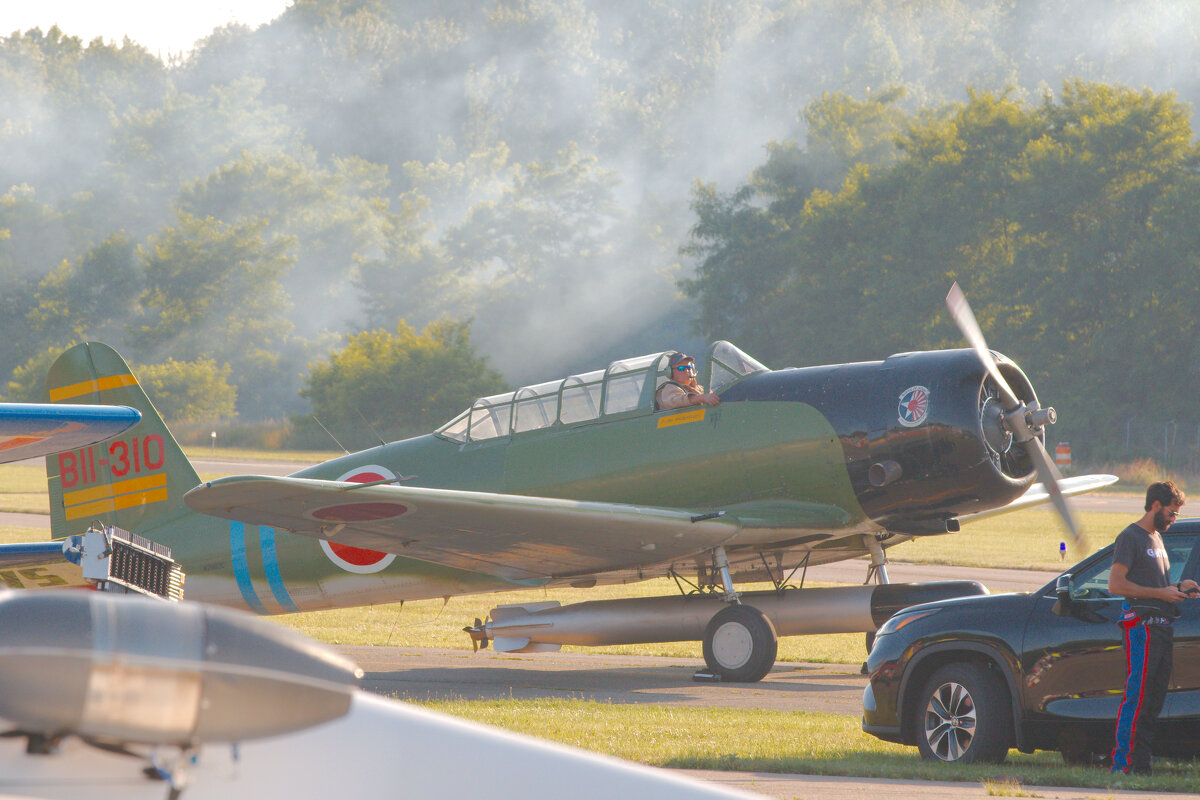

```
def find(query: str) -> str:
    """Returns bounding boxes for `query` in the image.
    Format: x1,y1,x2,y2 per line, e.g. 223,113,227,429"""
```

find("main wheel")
913,663,1012,764
702,604,778,683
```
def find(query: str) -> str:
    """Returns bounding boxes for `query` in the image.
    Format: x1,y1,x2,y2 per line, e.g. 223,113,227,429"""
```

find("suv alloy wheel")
913,663,1012,763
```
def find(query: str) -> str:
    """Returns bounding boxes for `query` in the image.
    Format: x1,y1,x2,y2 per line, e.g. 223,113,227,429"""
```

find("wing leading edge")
184,472,1117,582
184,475,755,582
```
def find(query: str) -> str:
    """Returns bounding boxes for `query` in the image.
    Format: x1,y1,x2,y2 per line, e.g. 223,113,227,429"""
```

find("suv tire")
913,663,1012,763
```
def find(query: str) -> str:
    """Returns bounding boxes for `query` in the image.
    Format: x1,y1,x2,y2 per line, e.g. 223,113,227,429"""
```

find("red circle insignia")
318,466,403,573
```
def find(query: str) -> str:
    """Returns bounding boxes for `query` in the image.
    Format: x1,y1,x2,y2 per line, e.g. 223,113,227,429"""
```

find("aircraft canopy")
436,341,767,443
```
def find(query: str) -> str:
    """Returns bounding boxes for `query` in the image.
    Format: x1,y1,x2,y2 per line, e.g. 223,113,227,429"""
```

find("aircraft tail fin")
43,342,201,539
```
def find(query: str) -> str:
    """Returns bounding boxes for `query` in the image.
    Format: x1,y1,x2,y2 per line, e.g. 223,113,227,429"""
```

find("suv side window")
1070,531,1199,600
1070,555,1114,600
1165,533,1199,583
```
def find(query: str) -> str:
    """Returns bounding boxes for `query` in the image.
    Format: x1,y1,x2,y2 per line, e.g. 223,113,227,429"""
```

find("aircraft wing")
957,473,1119,523
185,476,744,581
0,541,86,589
0,403,140,464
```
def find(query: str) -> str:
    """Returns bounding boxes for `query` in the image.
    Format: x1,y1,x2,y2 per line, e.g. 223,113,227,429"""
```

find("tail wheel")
913,663,1012,764
702,604,778,683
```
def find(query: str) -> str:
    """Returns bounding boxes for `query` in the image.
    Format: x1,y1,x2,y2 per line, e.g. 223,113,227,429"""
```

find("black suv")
862,519,1200,764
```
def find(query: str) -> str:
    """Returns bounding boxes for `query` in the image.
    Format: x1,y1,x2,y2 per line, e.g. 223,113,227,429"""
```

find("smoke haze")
2,0,1199,418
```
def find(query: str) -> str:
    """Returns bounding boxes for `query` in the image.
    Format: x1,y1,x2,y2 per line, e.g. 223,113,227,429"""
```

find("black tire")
865,631,877,653
702,604,778,683
912,663,1012,764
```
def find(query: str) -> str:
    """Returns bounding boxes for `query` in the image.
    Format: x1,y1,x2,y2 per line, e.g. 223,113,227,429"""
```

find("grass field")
414,700,1200,794
0,525,44,543
892,507,1120,569
0,464,50,495
180,445,339,463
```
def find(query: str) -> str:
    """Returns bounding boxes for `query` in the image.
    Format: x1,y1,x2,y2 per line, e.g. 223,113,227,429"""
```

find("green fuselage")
304,401,856,509
177,399,866,614
46,341,1028,616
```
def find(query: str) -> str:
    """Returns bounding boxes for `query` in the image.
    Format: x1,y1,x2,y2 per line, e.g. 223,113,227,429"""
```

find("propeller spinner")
946,282,1087,553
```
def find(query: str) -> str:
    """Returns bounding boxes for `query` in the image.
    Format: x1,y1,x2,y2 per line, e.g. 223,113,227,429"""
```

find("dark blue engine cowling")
720,348,1041,535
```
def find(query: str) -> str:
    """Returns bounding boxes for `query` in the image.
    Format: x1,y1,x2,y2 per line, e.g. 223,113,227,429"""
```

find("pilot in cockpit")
655,353,721,410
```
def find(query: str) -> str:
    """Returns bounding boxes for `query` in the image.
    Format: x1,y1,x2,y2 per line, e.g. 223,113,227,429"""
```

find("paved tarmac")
346,646,866,713
0,511,51,529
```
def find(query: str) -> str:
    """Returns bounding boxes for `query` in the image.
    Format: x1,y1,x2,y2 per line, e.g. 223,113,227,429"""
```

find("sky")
3,0,292,57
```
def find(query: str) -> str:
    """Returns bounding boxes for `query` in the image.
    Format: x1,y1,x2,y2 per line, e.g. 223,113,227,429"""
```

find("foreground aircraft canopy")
42,287,1115,681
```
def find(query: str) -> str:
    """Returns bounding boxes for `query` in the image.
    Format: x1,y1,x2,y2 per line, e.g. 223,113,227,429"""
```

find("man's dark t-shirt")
1112,523,1173,618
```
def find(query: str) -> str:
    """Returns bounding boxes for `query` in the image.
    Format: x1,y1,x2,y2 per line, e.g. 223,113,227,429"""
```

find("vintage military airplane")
36,286,1114,682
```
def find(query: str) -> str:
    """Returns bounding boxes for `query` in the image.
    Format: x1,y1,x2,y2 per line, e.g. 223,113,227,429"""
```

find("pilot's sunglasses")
675,364,695,372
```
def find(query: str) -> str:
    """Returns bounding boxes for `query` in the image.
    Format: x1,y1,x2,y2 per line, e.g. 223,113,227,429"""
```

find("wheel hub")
710,621,753,670
924,680,977,761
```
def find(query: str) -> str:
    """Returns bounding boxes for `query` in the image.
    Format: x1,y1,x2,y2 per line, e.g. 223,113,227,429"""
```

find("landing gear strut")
863,534,890,586
863,534,889,665
698,546,778,682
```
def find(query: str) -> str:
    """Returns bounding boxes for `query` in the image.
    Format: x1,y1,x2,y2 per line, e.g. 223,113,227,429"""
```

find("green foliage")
6,342,237,422
6,0,1200,457
130,210,297,416
137,358,238,424
445,143,621,289
301,318,506,442
682,81,1200,462
0,27,168,204
3,345,71,402
176,149,408,337
28,234,141,346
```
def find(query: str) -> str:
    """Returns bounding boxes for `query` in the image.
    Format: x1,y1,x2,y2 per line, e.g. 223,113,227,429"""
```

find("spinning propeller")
945,282,1088,553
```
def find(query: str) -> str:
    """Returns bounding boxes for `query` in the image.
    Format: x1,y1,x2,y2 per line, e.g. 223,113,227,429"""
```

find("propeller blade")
945,283,1087,553
945,282,1021,411
1024,435,1088,553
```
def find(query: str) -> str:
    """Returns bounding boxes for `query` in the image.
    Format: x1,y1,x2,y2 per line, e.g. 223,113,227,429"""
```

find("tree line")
684,82,1200,463
1,0,1198,461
